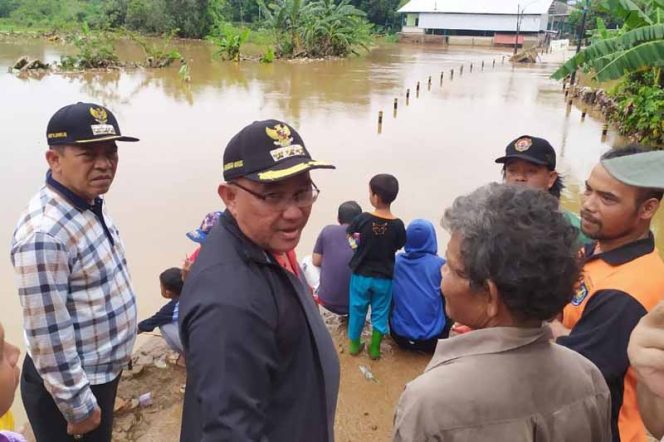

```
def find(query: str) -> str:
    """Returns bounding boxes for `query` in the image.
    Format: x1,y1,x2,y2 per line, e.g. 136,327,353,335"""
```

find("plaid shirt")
10,172,137,423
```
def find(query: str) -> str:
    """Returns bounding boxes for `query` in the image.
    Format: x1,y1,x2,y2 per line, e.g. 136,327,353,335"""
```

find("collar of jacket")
46,170,104,213
583,231,655,266
219,210,278,266
425,325,552,372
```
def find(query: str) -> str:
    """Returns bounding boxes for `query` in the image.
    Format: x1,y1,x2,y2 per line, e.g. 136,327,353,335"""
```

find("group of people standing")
1,101,664,442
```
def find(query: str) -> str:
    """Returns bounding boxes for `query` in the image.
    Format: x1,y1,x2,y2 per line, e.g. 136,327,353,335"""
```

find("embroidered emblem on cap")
266,124,294,147
90,107,108,124
514,137,533,152
89,106,116,136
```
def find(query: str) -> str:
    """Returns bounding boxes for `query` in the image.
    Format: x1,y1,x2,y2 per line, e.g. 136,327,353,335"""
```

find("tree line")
0,0,404,38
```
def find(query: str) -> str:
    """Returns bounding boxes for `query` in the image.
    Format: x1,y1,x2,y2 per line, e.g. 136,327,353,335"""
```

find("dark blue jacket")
178,211,340,442
390,219,446,340
138,299,178,332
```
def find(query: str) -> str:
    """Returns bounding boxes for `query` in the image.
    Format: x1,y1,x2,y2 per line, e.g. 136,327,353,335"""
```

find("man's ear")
218,183,238,217
485,279,501,319
640,198,660,222
45,148,62,173
547,170,558,191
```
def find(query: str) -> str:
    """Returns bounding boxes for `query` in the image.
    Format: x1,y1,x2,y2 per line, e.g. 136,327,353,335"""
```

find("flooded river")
1,36,662,433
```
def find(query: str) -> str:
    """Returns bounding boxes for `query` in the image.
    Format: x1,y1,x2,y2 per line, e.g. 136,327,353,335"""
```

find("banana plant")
551,0,664,85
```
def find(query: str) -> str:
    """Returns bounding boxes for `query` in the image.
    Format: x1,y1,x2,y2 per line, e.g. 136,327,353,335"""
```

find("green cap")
601,151,664,189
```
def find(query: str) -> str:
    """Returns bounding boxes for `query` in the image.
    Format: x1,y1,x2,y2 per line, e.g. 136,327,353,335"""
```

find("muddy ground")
110,313,430,442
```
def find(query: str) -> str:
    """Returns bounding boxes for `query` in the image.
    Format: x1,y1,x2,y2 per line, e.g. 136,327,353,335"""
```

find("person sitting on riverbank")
138,267,184,357
393,183,611,442
347,174,406,359
495,135,589,245
390,219,449,354
310,201,363,315
0,322,26,442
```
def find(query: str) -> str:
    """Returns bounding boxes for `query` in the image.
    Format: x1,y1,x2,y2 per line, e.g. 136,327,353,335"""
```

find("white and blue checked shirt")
11,173,137,422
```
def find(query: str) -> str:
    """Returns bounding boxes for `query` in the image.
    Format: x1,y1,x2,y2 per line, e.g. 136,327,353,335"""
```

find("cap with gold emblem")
46,102,139,146
223,119,335,182
495,135,556,170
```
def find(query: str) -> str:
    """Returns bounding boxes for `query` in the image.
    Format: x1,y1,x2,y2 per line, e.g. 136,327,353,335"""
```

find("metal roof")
398,0,554,15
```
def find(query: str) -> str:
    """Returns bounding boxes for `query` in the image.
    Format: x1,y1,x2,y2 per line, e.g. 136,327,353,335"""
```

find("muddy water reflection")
1,37,662,430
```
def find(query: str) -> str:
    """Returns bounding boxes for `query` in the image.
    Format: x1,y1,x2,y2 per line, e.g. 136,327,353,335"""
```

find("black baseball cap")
46,102,139,146
495,135,556,170
223,119,335,182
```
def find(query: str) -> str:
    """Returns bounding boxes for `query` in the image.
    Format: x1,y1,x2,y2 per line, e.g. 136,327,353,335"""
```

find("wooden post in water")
416,81,420,98
481,60,484,70
502,55,505,64
450,69,454,80
440,71,444,86
470,63,473,73
378,111,383,134
406,89,410,105
460,65,463,76
493,59,495,68
393,98,398,118
428,76,432,90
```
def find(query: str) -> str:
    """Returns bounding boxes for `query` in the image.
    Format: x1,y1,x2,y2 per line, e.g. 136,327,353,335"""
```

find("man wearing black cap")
178,120,339,441
11,102,138,441
495,135,589,244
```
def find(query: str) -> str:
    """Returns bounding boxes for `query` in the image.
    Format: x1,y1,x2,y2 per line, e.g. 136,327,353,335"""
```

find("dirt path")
113,316,430,442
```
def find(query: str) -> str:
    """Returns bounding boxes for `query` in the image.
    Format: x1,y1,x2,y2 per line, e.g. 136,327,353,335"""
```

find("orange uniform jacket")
559,233,664,442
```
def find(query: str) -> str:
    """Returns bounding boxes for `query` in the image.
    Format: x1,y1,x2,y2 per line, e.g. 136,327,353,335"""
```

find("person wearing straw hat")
11,102,139,441
553,145,664,442
178,119,339,442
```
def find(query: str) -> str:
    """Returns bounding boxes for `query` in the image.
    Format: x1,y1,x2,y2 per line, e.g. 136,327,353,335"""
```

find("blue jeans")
348,273,393,341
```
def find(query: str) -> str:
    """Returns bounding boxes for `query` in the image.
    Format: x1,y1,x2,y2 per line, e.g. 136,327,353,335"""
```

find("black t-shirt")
347,212,406,279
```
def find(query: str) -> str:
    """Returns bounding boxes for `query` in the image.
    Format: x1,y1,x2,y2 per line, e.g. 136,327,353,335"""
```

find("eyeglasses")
229,180,320,210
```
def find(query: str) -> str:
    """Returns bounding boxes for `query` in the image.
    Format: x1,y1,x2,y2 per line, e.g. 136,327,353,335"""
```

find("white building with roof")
398,0,556,45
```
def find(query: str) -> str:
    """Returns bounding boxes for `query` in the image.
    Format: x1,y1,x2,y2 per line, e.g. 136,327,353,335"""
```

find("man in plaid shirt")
11,102,138,441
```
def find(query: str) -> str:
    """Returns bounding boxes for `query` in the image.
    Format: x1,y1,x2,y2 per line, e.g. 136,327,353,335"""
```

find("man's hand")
182,255,193,281
628,301,664,398
67,406,101,437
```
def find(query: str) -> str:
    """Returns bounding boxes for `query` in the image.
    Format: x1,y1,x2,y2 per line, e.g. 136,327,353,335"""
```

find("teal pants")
348,273,393,341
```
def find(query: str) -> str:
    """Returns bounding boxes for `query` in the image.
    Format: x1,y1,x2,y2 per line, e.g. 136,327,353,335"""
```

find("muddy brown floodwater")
1,35,662,439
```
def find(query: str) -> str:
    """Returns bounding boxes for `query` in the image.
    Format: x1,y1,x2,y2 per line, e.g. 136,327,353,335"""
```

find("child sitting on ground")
390,219,450,354
0,321,26,442
138,267,184,358
347,174,406,359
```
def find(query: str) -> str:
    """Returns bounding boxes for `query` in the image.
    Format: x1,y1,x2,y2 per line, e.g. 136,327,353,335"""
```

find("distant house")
398,0,560,46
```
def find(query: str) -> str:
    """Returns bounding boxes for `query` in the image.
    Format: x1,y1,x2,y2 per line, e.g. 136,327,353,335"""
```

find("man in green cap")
554,145,664,442
613,149,664,441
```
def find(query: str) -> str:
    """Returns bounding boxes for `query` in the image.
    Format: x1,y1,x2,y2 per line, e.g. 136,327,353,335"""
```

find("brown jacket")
393,326,611,442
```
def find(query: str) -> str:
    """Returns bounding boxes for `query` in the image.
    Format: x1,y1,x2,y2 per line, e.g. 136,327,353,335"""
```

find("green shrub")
608,71,664,146
210,25,250,61
260,47,275,63
60,23,119,69
128,29,182,67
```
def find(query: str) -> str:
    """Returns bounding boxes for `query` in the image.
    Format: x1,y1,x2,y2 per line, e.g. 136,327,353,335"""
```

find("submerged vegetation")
0,0,379,60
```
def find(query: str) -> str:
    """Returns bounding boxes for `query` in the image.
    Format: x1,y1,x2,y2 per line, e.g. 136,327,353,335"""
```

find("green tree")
301,0,372,56
126,0,175,34
552,0,664,84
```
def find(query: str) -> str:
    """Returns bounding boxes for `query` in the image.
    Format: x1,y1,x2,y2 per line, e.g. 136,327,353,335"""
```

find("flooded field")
1,35,662,436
